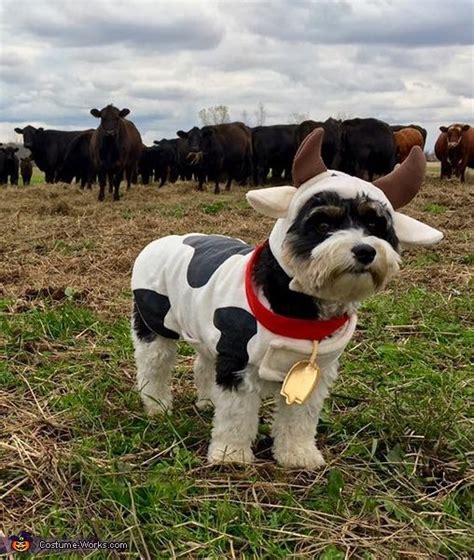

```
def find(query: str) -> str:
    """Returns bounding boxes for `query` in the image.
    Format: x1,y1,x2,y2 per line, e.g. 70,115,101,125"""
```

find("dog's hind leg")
193,353,215,410
207,383,260,464
132,330,177,416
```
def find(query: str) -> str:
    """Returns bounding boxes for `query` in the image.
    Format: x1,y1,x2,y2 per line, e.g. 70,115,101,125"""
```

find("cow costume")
131,129,443,469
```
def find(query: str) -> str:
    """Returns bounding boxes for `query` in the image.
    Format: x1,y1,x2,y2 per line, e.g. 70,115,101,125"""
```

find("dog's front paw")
274,445,326,470
196,397,214,410
142,395,173,417
208,443,254,465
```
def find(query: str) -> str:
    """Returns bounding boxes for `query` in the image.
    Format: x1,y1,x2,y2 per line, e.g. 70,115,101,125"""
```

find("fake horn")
292,128,327,187
373,146,426,209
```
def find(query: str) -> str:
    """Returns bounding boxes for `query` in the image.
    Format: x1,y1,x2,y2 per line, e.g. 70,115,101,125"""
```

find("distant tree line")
198,103,310,127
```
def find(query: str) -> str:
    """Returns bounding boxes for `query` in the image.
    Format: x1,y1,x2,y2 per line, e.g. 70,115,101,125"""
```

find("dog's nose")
352,244,376,265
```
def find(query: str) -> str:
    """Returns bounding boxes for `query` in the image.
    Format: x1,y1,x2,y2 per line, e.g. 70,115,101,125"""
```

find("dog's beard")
282,230,401,303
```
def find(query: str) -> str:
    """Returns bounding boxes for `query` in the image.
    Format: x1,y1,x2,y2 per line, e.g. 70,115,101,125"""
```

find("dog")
131,129,443,469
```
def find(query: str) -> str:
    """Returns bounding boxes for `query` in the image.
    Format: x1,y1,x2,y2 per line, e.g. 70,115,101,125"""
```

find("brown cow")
390,124,427,149
89,105,142,201
439,123,474,182
20,157,33,185
434,130,451,179
393,128,424,163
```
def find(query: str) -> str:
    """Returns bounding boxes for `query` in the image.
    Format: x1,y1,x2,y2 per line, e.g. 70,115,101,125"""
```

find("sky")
1,0,473,150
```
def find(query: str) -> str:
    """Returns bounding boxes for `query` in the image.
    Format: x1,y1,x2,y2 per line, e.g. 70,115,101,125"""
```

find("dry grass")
1,181,273,319
1,174,472,315
0,173,472,558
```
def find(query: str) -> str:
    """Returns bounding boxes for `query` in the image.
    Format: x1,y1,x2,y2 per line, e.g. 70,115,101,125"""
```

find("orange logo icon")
10,532,33,553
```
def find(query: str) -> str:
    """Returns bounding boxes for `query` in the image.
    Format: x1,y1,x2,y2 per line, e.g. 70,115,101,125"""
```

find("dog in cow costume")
131,129,443,469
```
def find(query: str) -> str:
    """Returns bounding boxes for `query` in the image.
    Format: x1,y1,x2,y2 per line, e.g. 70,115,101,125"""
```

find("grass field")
1,169,473,559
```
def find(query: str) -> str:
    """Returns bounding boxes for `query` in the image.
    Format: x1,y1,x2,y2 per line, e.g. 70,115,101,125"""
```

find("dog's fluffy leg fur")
208,383,260,464
194,353,215,410
132,330,177,416
271,362,339,469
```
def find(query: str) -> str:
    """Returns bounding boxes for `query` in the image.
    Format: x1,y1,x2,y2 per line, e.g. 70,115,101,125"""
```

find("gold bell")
280,341,320,405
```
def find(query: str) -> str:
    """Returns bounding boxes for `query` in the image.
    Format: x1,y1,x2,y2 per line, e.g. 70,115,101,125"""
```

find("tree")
254,102,266,126
335,111,351,121
198,105,230,126
289,112,309,124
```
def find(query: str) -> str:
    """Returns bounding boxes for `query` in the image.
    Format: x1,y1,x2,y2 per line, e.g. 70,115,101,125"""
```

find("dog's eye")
316,221,330,233
303,209,342,235
365,213,387,234
305,214,331,234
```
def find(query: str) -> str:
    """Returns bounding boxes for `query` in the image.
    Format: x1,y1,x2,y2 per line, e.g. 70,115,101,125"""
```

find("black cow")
138,142,179,187
90,105,143,201
391,124,427,149
152,139,180,186
176,127,206,187
252,124,298,185
20,157,33,185
57,130,95,188
138,141,179,187
175,137,193,181
0,146,19,185
177,123,252,194
0,146,5,184
14,126,85,183
138,145,157,185
339,118,396,180
296,118,342,168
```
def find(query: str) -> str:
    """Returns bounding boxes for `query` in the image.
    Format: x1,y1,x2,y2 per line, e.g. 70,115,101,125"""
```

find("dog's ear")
246,186,297,218
393,212,443,246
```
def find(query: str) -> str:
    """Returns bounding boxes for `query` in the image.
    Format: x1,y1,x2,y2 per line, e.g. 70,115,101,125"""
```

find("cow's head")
440,124,470,149
246,128,443,303
14,125,43,150
177,127,209,164
90,105,130,136
1,146,19,162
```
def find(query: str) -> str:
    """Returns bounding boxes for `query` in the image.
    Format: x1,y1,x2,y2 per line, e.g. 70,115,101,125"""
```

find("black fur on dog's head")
281,191,401,303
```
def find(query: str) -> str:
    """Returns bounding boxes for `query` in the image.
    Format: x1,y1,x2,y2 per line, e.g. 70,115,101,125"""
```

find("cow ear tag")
280,341,319,405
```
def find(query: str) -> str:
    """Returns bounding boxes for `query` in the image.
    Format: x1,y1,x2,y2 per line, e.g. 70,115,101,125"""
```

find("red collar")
245,244,350,340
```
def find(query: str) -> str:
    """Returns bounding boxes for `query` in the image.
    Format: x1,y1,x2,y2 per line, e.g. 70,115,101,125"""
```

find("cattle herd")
1,105,472,200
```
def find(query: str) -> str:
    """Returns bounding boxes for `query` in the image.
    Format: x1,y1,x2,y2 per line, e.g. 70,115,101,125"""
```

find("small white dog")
131,129,443,469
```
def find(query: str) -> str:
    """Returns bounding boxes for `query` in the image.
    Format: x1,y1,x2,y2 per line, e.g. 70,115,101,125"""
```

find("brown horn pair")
291,128,426,209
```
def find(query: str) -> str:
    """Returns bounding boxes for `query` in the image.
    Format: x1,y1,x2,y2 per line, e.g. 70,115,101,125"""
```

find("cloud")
1,0,472,151
228,0,473,47
4,0,224,50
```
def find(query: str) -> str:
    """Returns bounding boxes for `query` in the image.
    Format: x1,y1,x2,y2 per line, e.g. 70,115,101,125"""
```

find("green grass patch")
1,286,472,558
29,165,46,185
424,202,448,214
460,253,474,265
200,200,228,215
